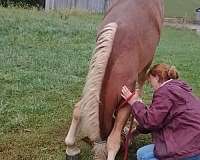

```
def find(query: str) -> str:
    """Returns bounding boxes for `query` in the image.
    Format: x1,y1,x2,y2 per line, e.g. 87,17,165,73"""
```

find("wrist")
129,98,142,106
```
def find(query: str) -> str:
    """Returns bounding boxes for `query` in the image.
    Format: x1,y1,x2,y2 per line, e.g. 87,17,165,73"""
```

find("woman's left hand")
121,85,140,105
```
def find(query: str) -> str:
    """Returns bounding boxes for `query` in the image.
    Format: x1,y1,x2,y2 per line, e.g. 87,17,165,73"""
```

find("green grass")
0,7,200,160
164,0,200,18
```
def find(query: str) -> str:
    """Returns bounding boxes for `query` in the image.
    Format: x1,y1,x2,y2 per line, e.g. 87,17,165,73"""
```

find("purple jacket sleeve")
132,90,172,130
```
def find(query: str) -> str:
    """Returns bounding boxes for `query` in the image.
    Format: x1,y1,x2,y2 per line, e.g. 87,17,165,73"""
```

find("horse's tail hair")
78,22,118,140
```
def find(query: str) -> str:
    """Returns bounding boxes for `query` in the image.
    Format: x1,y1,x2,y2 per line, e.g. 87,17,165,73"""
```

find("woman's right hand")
121,85,141,105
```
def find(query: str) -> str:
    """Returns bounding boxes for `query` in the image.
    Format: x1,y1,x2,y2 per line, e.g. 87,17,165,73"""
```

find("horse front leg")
107,106,131,160
65,102,81,158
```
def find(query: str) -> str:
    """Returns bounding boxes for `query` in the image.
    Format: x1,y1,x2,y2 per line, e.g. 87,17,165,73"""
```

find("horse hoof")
66,146,80,160
66,153,80,160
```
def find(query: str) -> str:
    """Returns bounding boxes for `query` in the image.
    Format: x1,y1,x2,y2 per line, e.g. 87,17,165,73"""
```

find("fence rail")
45,0,111,13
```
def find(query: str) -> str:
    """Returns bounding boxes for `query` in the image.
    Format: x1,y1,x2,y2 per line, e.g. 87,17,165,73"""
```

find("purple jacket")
132,80,200,159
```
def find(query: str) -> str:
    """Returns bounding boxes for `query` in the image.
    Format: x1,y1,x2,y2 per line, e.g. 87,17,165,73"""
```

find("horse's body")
65,0,164,159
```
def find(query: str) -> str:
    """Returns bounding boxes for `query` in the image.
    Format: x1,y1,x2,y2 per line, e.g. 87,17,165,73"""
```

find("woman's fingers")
121,85,133,100
123,86,130,93
122,88,130,96
122,86,130,93
122,85,142,99
122,86,128,93
121,92,128,99
121,94,126,100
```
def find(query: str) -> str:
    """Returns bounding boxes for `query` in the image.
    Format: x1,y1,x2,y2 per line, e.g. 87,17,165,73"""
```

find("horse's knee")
73,104,80,122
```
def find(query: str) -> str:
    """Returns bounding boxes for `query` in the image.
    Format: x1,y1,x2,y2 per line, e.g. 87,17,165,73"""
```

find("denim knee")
136,144,156,160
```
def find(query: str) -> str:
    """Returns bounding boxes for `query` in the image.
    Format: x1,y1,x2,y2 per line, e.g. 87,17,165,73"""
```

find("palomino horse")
65,0,164,159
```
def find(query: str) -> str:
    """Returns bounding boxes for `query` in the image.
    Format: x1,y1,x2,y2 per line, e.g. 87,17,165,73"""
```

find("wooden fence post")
104,0,108,12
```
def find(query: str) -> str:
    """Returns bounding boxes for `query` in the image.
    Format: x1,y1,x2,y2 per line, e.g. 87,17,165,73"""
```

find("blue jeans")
137,144,157,160
181,155,200,160
136,144,200,160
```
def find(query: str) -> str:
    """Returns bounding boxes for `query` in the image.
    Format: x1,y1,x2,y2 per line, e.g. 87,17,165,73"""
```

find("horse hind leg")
65,101,107,160
107,106,131,160
65,102,81,157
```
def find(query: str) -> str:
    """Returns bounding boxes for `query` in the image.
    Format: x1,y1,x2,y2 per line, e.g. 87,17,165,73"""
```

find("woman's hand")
121,85,141,105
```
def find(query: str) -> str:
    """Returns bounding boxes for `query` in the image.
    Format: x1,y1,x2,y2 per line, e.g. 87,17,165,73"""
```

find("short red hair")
147,63,179,83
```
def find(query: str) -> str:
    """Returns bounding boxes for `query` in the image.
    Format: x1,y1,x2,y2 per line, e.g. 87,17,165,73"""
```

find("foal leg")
65,102,81,156
107,106,131,160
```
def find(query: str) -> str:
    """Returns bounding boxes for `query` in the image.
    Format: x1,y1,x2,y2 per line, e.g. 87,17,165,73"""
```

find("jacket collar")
159,79,173,89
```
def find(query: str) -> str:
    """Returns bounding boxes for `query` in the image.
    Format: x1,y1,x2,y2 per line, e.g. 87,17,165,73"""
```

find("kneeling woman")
121,63,200,160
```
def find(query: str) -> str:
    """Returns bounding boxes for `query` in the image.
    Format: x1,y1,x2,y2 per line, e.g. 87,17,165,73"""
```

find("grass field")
0,7,200,160
164,0,200,18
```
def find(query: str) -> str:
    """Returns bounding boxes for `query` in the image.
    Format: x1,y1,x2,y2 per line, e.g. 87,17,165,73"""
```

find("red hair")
147,63,179,83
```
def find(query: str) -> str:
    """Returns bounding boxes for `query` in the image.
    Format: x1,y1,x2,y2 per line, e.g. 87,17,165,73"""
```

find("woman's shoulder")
155,79,192,96
156,79,193,103
164,79,192,92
